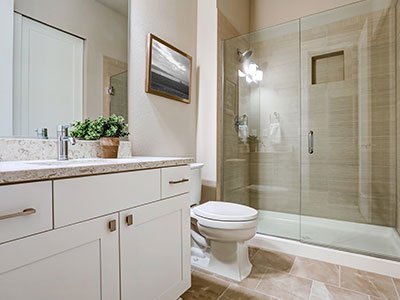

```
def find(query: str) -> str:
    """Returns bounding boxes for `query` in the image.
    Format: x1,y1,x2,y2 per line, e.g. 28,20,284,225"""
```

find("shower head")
237,49,253,62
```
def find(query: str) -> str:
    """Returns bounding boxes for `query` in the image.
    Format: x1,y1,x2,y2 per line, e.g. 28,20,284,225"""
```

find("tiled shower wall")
249,22,301,215
397,0,400,234
223,0,398,229
221,12,251,206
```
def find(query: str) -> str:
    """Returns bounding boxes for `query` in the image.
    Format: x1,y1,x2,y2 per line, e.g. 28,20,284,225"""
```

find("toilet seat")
193,213,257,230
192,201,258,222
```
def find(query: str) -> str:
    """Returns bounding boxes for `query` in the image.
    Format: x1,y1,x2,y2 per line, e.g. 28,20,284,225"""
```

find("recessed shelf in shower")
311,50,345,85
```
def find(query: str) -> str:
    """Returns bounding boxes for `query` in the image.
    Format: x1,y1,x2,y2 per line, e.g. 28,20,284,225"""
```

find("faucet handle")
57,124,72,132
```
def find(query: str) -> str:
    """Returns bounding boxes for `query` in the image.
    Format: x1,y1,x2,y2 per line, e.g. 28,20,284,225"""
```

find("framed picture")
146,33,192,104
224,80,238,115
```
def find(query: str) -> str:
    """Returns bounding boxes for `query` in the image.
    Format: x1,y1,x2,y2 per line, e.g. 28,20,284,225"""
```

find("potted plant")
71,115,129,158
247,135,259,152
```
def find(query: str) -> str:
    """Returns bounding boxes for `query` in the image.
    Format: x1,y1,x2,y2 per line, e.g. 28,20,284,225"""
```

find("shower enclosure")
221,0,400,260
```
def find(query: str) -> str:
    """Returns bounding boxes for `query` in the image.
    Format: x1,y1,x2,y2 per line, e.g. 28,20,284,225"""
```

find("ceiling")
96,0,128,17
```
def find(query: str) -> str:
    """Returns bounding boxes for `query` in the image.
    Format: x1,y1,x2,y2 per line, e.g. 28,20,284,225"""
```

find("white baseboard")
249,234,400,278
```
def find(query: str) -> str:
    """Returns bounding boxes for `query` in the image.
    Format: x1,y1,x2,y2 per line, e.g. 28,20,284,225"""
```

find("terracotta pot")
99,137,120,158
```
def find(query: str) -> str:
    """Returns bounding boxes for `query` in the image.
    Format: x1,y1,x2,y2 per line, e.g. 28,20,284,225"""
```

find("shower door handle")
308,130,314,154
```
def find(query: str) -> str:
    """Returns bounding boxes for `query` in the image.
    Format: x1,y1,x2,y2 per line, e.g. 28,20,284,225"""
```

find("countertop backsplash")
0,138,132,161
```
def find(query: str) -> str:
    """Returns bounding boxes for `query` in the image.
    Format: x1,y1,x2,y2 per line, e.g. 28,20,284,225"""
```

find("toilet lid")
192,201,258,222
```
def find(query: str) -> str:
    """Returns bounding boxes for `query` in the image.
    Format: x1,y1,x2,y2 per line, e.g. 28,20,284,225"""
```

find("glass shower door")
300,0,399,259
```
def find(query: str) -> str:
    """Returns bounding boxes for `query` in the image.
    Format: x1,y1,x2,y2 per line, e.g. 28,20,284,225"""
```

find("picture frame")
145,33,192,104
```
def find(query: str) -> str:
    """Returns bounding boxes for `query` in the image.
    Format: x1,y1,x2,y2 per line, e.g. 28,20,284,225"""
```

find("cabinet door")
0,214,119,300
120,194,190,300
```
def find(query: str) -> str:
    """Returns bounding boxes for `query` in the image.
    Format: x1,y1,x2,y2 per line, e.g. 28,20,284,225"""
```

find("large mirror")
2,0,129,138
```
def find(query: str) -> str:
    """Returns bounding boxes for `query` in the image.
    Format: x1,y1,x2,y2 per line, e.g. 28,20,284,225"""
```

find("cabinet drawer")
54,169,161,228
0,181,52,244
161,166,190,199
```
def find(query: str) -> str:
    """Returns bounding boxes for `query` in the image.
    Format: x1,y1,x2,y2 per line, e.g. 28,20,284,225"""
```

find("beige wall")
196,0,218,193
217,0,251,34
250,0,360,30
129,0,198,157
14,0,128,120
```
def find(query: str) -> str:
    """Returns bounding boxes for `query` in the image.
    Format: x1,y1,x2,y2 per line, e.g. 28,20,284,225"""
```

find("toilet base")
191,241,252,281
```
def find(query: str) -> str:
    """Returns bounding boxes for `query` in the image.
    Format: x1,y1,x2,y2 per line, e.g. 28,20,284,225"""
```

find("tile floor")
181,247,400,300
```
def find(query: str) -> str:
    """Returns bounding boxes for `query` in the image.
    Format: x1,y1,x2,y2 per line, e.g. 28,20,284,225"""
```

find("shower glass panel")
222,20,301,240
222,0,400,260
110,71,128,123
300,0,399,259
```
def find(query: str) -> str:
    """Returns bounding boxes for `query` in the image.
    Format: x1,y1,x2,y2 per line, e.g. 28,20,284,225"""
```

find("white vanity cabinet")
0,213,120,300
120,193,190,300
0,164,191,300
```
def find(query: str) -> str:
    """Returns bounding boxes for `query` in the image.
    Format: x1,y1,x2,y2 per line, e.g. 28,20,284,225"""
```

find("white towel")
238,124,249,140
269,122,281,144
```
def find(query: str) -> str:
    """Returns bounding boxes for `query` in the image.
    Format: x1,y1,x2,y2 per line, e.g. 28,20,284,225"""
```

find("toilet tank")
189,163,204,206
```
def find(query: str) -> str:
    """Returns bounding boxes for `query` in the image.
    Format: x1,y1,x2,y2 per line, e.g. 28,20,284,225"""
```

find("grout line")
392,277,400,300
254,265,268,291
308,281,315,300
216,283,231,300
289,256,297,274
315,279,371,298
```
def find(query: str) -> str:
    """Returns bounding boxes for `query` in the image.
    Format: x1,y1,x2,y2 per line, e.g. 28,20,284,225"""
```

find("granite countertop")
0,157,194,185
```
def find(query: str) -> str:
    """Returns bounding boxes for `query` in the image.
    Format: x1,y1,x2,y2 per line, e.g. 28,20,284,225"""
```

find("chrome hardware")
35,128,48,139
234,114,248,132
308,130,314,154
126,215,134,226
57,124,76,161
108,220,117,232
108,86,115,96
0,208,36,221
169,178,189,185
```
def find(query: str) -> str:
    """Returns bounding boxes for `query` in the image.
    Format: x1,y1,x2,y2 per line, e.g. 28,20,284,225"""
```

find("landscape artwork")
146,34,192,103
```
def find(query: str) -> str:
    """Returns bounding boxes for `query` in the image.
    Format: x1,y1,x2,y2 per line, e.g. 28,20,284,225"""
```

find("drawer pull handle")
169,178,189,185
108,220,117,232
0,208,36,221
126,214,134,226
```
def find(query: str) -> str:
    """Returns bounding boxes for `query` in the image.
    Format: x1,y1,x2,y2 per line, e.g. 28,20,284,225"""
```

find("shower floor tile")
181,247,400,300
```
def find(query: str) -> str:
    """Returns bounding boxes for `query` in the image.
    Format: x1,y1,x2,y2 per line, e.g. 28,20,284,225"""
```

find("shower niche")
311,50,345,85
221,0,400,261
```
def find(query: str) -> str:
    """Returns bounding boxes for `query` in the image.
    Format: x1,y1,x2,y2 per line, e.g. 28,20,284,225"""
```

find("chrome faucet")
57,124,76,160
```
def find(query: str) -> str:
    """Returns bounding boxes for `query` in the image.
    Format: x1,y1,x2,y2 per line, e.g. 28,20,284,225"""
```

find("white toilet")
189,163,258,281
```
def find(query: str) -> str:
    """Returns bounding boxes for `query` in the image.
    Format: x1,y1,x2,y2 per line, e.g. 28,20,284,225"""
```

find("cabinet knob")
108,219,117,232
126,214,134,226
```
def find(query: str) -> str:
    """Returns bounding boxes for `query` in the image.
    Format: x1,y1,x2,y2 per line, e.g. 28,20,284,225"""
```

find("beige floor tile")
309,281,369,300
182,271,230,300
290,256,339,285
256,268,313,300
238,265,267,290
340,266,399,299
249,247,259,259
219,284,274,300
251,249,296,272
